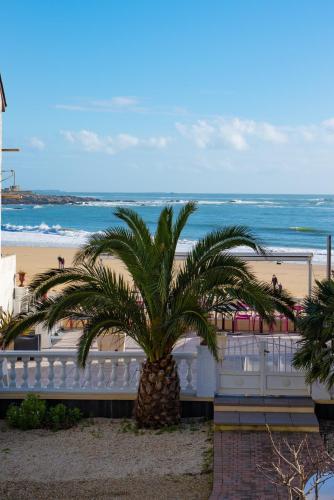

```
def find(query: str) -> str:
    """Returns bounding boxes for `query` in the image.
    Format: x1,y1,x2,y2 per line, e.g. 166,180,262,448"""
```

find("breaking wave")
1,223,91,247
81,198,280,208
1,222,331,263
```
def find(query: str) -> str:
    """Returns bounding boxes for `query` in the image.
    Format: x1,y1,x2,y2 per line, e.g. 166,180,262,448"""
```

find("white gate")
217,335,309,396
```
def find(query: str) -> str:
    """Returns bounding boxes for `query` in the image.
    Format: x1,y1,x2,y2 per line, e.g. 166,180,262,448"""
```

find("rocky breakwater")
2,191,100,205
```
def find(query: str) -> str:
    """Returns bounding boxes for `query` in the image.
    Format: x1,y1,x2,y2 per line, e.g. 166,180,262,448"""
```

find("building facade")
0,75,17,314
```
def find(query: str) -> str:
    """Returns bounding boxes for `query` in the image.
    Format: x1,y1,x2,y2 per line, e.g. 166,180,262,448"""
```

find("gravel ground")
0,419,212,500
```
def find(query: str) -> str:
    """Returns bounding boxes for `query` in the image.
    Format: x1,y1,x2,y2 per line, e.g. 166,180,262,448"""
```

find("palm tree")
2,202,294,428
293,279,334,389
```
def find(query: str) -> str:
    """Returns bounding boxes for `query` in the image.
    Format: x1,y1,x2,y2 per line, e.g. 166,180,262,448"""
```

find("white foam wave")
33,205,43,209
229,199,274,205
2,207,24,211
81,198,280,208
1,223,91,247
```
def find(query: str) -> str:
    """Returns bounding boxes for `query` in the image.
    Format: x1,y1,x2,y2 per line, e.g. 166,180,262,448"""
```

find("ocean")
2,192,334,263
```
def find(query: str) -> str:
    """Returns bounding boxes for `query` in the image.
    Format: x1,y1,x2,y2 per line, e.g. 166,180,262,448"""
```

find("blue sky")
2,0,334,193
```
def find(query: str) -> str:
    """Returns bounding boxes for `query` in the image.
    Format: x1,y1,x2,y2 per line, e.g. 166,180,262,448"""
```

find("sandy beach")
2,246,327,298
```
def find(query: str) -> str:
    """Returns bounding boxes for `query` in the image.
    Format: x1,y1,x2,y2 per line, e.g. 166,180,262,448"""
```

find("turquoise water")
2,192,334,262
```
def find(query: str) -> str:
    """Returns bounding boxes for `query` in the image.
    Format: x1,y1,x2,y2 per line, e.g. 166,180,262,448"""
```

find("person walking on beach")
278,283,283,295
58,256,65,270
271,274,278,290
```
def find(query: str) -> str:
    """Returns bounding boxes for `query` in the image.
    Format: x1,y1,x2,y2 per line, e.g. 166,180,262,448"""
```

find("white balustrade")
0,350,197,395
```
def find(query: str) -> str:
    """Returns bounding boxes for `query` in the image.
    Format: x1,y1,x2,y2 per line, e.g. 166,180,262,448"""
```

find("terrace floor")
47,329,201,353
47,329,300,353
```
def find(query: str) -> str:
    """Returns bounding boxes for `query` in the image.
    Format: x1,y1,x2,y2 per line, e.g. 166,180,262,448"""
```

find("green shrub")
6,395,82,431
46,404,82,430
6,394,46,430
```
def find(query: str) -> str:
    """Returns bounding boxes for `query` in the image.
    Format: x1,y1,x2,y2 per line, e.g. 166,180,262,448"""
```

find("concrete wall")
0,254,16,313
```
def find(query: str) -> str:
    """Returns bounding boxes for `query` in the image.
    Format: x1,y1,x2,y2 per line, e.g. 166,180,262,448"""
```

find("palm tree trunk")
135,354,180,428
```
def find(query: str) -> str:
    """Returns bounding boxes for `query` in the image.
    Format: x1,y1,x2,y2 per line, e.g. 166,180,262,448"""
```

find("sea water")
2,192,334,263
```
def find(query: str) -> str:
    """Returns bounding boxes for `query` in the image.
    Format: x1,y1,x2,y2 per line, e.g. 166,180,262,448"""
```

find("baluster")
47,359,55,389
176,358,185,389
185,358,194,391
97,359,105,388
110,360,117,387
60,357,67,388
84,359,92,388
21,356,29,389
73,360,80,388
9,359,17,389
123,358,130,387
135,359,143,387
0,358,6,389
34,357,42,389
284,340,287,373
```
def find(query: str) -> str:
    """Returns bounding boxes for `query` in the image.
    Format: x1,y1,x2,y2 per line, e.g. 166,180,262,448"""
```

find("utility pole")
327,235,332,280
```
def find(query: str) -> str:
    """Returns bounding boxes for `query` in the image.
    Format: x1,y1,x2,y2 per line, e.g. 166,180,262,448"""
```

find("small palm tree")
3,202,294,427
293,279,334,389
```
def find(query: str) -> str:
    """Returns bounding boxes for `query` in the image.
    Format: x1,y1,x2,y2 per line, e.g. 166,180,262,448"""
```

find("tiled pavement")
210,430,325,499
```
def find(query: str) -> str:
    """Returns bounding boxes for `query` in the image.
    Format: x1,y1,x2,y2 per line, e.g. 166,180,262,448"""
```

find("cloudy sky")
2,0,334,193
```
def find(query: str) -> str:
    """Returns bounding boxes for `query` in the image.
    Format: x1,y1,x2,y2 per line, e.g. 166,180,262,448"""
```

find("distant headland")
2,187,100,205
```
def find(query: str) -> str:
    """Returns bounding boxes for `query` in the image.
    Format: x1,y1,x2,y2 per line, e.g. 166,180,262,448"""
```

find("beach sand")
3,246,327,298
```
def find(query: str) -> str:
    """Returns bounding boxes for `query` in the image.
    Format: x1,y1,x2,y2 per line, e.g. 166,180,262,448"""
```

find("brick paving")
210,430,325,499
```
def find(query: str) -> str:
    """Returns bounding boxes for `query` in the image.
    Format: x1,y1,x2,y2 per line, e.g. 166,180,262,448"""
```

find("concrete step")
214,410,319,432
214,396,318,432
214,395,314,414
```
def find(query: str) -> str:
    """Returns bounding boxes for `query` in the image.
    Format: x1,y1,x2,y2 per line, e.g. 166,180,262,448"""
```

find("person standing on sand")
58,256,65,269
278,283,282,295
271,274,278,290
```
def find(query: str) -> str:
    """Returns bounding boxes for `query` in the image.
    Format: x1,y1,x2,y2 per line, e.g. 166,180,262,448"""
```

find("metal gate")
217,335,308,396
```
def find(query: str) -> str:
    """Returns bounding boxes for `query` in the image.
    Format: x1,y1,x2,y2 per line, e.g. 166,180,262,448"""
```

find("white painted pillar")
196,345,216,397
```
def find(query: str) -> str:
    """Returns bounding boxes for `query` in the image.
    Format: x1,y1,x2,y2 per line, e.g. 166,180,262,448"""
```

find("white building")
0,75,17,314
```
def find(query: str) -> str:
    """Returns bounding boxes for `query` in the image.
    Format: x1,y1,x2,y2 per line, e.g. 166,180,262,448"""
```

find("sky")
1,0,334,194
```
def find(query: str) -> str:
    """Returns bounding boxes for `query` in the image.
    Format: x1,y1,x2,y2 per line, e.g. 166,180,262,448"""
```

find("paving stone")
262,396,292,406
265,412,292,425
214,412,240,425
239,412,266,425
290,413,319,426
238,397,265,406
214,396,241,405
287,397,314,408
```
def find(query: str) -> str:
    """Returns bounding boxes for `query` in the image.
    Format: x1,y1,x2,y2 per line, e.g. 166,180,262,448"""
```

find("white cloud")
176,117,288,151
55,97,140,113
55,98,188,116
61,130,171,155
28,137,46,150
107,96,138,107
322,118,334,129
55,104,86,111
